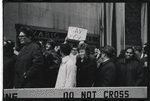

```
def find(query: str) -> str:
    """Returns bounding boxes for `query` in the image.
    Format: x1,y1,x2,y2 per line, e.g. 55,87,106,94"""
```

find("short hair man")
94,45,116,87
55,43,76,88
43,39,61,87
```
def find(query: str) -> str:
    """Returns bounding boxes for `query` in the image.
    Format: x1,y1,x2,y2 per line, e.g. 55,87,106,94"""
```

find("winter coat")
3,54,16,88
140,57,147,86
115,58,143,86
76,55,97,87
43,50,61,87
55,56,76,88
14,42,44,88
94,59,116,87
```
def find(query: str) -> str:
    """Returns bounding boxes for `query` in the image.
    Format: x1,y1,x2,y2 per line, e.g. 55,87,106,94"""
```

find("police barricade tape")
4,87,147,98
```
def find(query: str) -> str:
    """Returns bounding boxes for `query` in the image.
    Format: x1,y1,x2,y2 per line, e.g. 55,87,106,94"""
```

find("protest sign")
67,27,87,41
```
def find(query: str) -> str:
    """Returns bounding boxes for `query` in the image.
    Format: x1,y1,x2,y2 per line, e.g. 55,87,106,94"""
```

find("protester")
135,47,142,61
3,40,16,88
63,37,79,65
14,27,44,88
6,39,20,55
70,44,78,65
94,48,100,59
140,43,147,86
114,49,125,63
43,39,61,87
94,45,116,87
115,47,143,86
76,43,97,87
94,48,98,57
54,42,61,54
55,43,76,88
141,43,147,59
94,47,102,68
6,39,15,48
36,41,44,48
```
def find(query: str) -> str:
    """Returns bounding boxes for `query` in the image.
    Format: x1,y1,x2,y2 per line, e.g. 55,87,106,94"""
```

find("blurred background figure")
76,43,97,87
36,41,45,49
115,47,143,86
3,40,17,89
114,49,125,63
54,42,61,56
140,43,147,86
70,44,78,65
6,39,20,55
14,27,44,88
141,43,147,59
6,39,15,48
134,47,142,61
43,39,61,87
94,47,102,68
97,47,103,68
4,37,6,41
94,48,99,59
36,41,45,55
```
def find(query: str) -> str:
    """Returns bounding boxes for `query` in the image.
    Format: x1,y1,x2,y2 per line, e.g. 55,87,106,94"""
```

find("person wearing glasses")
13,27,44,88
70,44,78,65
115,47,143,86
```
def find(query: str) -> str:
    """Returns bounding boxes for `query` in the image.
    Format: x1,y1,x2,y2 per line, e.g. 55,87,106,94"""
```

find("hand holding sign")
67,27,87,41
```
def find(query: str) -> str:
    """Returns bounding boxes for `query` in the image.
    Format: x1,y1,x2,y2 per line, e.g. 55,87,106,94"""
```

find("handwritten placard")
67,27,87,41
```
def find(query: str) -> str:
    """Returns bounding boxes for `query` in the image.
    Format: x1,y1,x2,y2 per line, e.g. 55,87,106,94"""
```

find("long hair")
46,39,56,50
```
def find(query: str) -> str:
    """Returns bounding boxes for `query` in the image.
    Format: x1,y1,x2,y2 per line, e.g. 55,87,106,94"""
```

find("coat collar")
16,42,33,59
78,55,91,64
62,56,70,64
101,59,111,66
118,58,138,64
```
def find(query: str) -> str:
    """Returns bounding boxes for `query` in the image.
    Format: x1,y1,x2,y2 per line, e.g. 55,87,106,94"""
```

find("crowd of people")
3,27,147,89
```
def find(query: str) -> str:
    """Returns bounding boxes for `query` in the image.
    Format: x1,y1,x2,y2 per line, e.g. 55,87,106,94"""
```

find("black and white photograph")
3,2,148,100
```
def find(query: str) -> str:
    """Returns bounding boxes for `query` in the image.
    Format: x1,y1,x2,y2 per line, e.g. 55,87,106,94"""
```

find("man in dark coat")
43,39,61,87
76,43,97,87
94,45,116,87
14,27,44,88
140,44,147,86
4,40,16,89
115,47,143,86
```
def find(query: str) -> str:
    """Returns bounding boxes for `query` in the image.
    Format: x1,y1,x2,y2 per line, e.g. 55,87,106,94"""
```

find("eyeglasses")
18,35,26,38
126,51,133,54
72,49,77,51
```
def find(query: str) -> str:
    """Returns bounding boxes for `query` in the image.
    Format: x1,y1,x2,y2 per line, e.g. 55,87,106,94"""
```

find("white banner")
4,87,147,98
67,27,87,41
